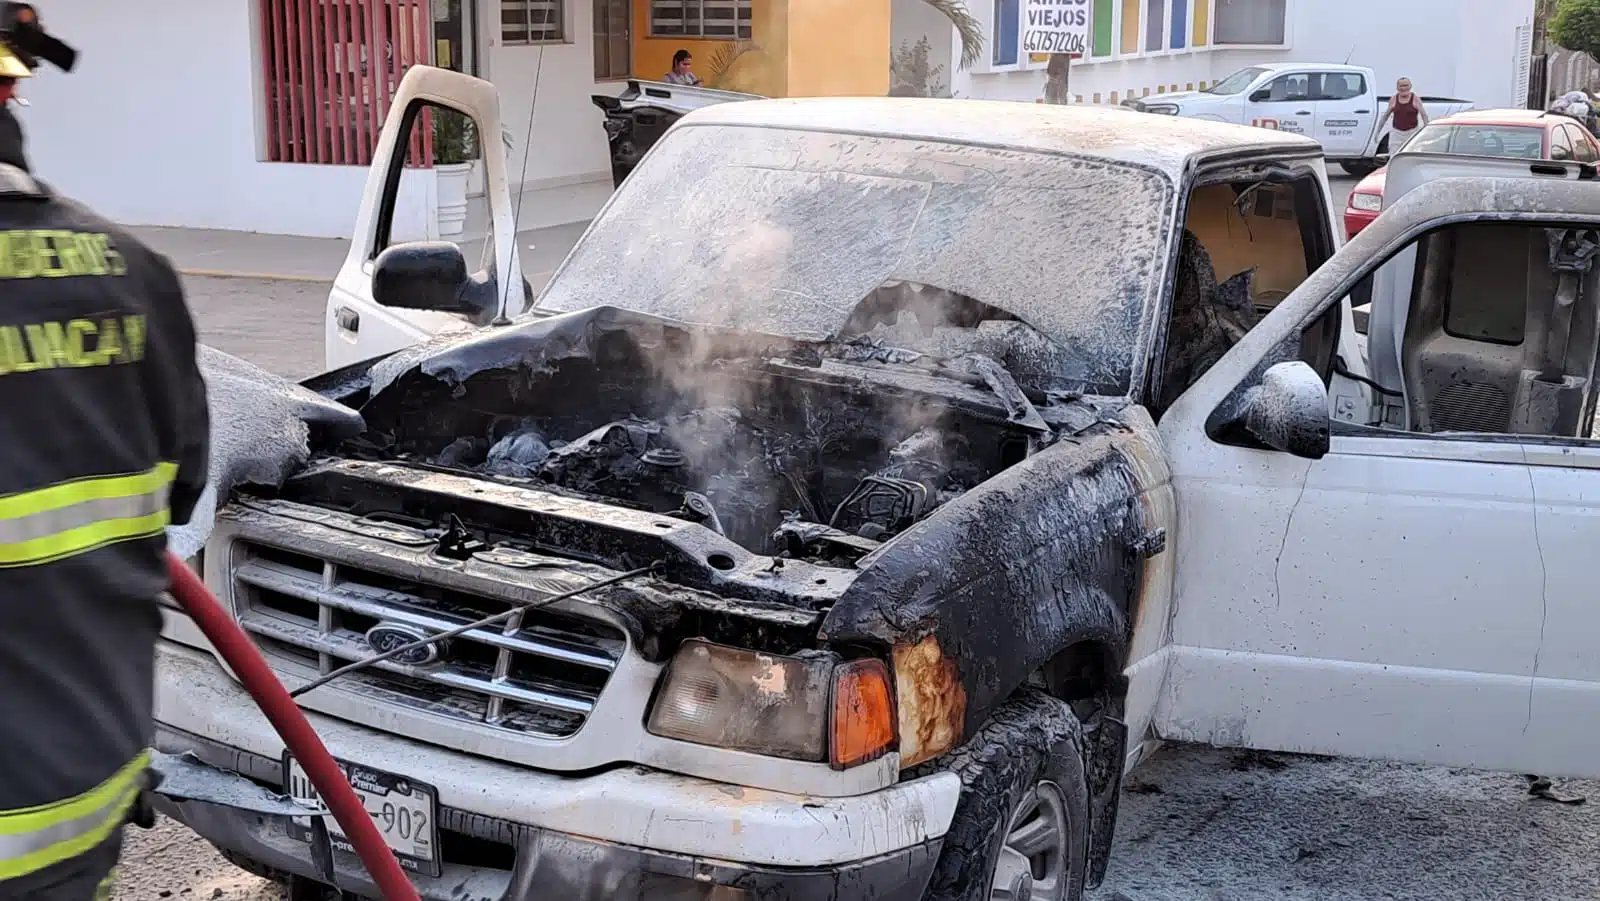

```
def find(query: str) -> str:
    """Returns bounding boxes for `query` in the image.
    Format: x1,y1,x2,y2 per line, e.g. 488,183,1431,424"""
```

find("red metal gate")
259,0,434,167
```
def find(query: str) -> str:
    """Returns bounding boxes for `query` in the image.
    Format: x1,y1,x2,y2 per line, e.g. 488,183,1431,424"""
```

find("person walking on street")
1379,77,1428,153
663,49,701,86
0,6,211,899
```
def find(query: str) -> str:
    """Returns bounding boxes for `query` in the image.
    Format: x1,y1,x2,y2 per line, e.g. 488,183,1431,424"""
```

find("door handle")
1296,109,1312,115
1355,109,1370,113
335,306,360,332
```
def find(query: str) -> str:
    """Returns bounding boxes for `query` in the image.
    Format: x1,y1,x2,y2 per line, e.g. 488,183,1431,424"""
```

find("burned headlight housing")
647,640,897,770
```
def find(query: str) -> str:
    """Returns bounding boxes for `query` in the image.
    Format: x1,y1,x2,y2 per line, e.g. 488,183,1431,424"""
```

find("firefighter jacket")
0,106,24,172
0,162,209,893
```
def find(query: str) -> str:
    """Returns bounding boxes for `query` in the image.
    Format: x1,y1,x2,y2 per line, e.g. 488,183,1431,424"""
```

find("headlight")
647,640,897,769
1349,192,1383,212
1145,103,1180,115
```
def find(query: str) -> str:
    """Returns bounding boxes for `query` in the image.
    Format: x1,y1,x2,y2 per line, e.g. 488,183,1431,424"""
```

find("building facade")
15,0,888,239
894,0,1537,111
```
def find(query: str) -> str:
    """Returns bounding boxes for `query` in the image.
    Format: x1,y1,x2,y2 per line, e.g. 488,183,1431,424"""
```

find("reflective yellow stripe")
0,751,148,881
0,463,176,568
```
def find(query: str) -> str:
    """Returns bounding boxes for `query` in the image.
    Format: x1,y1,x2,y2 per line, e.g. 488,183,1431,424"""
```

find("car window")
1551,126,1576,160
1564,126,1598,162
1314,72,1365,101
1260,73,1309,102
1402,124,1545,160
1205,66,1269,96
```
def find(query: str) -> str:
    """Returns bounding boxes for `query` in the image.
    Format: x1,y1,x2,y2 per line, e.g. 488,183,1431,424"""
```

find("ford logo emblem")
364,622,444,666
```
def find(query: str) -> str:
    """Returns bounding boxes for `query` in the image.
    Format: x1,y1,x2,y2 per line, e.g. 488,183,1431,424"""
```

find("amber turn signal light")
829,658,896,769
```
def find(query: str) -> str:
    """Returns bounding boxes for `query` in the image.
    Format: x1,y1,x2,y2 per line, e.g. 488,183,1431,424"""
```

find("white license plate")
283,756,441,877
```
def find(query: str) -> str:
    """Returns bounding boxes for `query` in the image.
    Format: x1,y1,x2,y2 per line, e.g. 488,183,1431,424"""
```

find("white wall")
14,0,608,238
484,0,613,198
15,0,434,238
891,0,956,96
942,0,1534,109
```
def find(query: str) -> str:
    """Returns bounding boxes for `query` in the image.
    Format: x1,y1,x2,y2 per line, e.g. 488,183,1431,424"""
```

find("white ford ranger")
149,66,1600,901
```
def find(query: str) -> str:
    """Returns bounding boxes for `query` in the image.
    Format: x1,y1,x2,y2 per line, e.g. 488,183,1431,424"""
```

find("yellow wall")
782,0,890,96
628,0,887,97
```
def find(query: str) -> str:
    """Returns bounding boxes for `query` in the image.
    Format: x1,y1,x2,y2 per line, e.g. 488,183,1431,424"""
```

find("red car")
1344,108,1600,239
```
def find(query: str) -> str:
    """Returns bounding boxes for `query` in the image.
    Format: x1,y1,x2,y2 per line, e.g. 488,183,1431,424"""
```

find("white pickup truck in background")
1122,63,1475,177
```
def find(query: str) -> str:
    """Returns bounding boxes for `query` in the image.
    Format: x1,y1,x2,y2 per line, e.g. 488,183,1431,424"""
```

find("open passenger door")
324,66,524,371
1155,159,1600,779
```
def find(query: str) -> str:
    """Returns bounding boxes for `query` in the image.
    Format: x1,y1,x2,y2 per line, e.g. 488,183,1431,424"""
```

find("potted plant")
431,108,476,237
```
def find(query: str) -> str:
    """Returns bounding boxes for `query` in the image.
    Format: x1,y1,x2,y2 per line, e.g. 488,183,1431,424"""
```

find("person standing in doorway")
663,49,701,86
1379,77,1428,152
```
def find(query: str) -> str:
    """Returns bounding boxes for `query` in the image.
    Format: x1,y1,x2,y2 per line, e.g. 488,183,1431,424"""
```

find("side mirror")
371,242,484,315
1249,89,1271,103
1231,361,1330,459
1552,145,1573,161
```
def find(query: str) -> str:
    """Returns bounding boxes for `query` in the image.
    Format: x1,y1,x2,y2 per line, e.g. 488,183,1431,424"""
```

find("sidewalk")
131,220,591,289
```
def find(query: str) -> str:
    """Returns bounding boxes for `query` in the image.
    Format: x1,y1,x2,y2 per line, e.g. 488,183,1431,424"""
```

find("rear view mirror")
371,242,485,316
1229,361,1330,459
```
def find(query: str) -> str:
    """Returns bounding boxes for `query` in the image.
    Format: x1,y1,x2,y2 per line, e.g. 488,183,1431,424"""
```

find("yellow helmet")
0,43,30,80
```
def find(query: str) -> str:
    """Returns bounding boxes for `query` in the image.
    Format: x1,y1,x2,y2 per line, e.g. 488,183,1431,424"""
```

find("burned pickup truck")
154,67,1600,901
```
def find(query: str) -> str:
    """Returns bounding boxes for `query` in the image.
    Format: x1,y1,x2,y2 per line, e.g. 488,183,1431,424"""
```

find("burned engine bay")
331,307,1074,569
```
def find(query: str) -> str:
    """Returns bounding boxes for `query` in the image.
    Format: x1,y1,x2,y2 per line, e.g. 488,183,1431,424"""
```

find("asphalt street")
120,173,1600,901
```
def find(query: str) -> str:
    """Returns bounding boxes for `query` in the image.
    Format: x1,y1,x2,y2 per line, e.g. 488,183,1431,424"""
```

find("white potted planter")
432,109,477,237
435,161,471,237
432,112,512,238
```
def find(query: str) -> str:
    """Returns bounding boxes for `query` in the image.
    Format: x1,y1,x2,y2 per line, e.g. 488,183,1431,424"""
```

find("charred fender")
821,412,1159,766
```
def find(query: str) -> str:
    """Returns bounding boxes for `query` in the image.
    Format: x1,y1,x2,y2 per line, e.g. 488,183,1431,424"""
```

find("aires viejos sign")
1023,0,1090,55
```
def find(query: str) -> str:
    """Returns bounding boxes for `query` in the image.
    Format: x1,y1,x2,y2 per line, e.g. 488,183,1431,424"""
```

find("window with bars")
649,0,752,39
503,0,565,44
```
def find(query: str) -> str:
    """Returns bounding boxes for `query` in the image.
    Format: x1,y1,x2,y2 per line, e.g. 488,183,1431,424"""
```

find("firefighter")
0,7,210,900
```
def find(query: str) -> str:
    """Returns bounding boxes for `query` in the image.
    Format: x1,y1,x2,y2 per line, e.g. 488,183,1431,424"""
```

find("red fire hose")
165,552,423,901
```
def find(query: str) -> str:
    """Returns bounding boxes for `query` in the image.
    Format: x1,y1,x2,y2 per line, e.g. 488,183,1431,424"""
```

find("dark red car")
1344,108,1600,239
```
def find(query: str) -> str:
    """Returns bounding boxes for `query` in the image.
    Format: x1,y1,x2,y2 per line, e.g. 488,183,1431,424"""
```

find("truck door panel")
325,66,523,371
1310,70,1370,160
1245,71,1313,137
1157,176,1600,778
1158,435,1545,771
1518,445,1600,776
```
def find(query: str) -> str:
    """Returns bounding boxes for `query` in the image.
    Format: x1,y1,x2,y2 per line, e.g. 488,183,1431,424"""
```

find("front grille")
231,541,626,738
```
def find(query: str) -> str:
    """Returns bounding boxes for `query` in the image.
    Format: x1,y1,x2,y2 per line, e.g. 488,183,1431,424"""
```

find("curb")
178,267,333,284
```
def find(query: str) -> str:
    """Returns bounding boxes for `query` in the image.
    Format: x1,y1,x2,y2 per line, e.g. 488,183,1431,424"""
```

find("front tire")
1340,160,1379,178
921,689,1090,901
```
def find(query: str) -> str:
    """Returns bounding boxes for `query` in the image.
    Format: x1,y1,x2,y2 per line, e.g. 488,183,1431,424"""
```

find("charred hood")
326,306,1075,566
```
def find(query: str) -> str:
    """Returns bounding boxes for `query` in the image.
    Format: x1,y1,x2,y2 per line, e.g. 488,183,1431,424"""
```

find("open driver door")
324,65,525,371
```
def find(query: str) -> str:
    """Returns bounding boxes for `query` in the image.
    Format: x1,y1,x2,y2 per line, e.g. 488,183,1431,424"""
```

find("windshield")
1204,67,1268,95
537,124,1175,395
1402,124,1545,159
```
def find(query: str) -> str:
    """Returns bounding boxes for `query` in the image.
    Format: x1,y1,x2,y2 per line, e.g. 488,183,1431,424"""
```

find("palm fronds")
920,0,985,70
